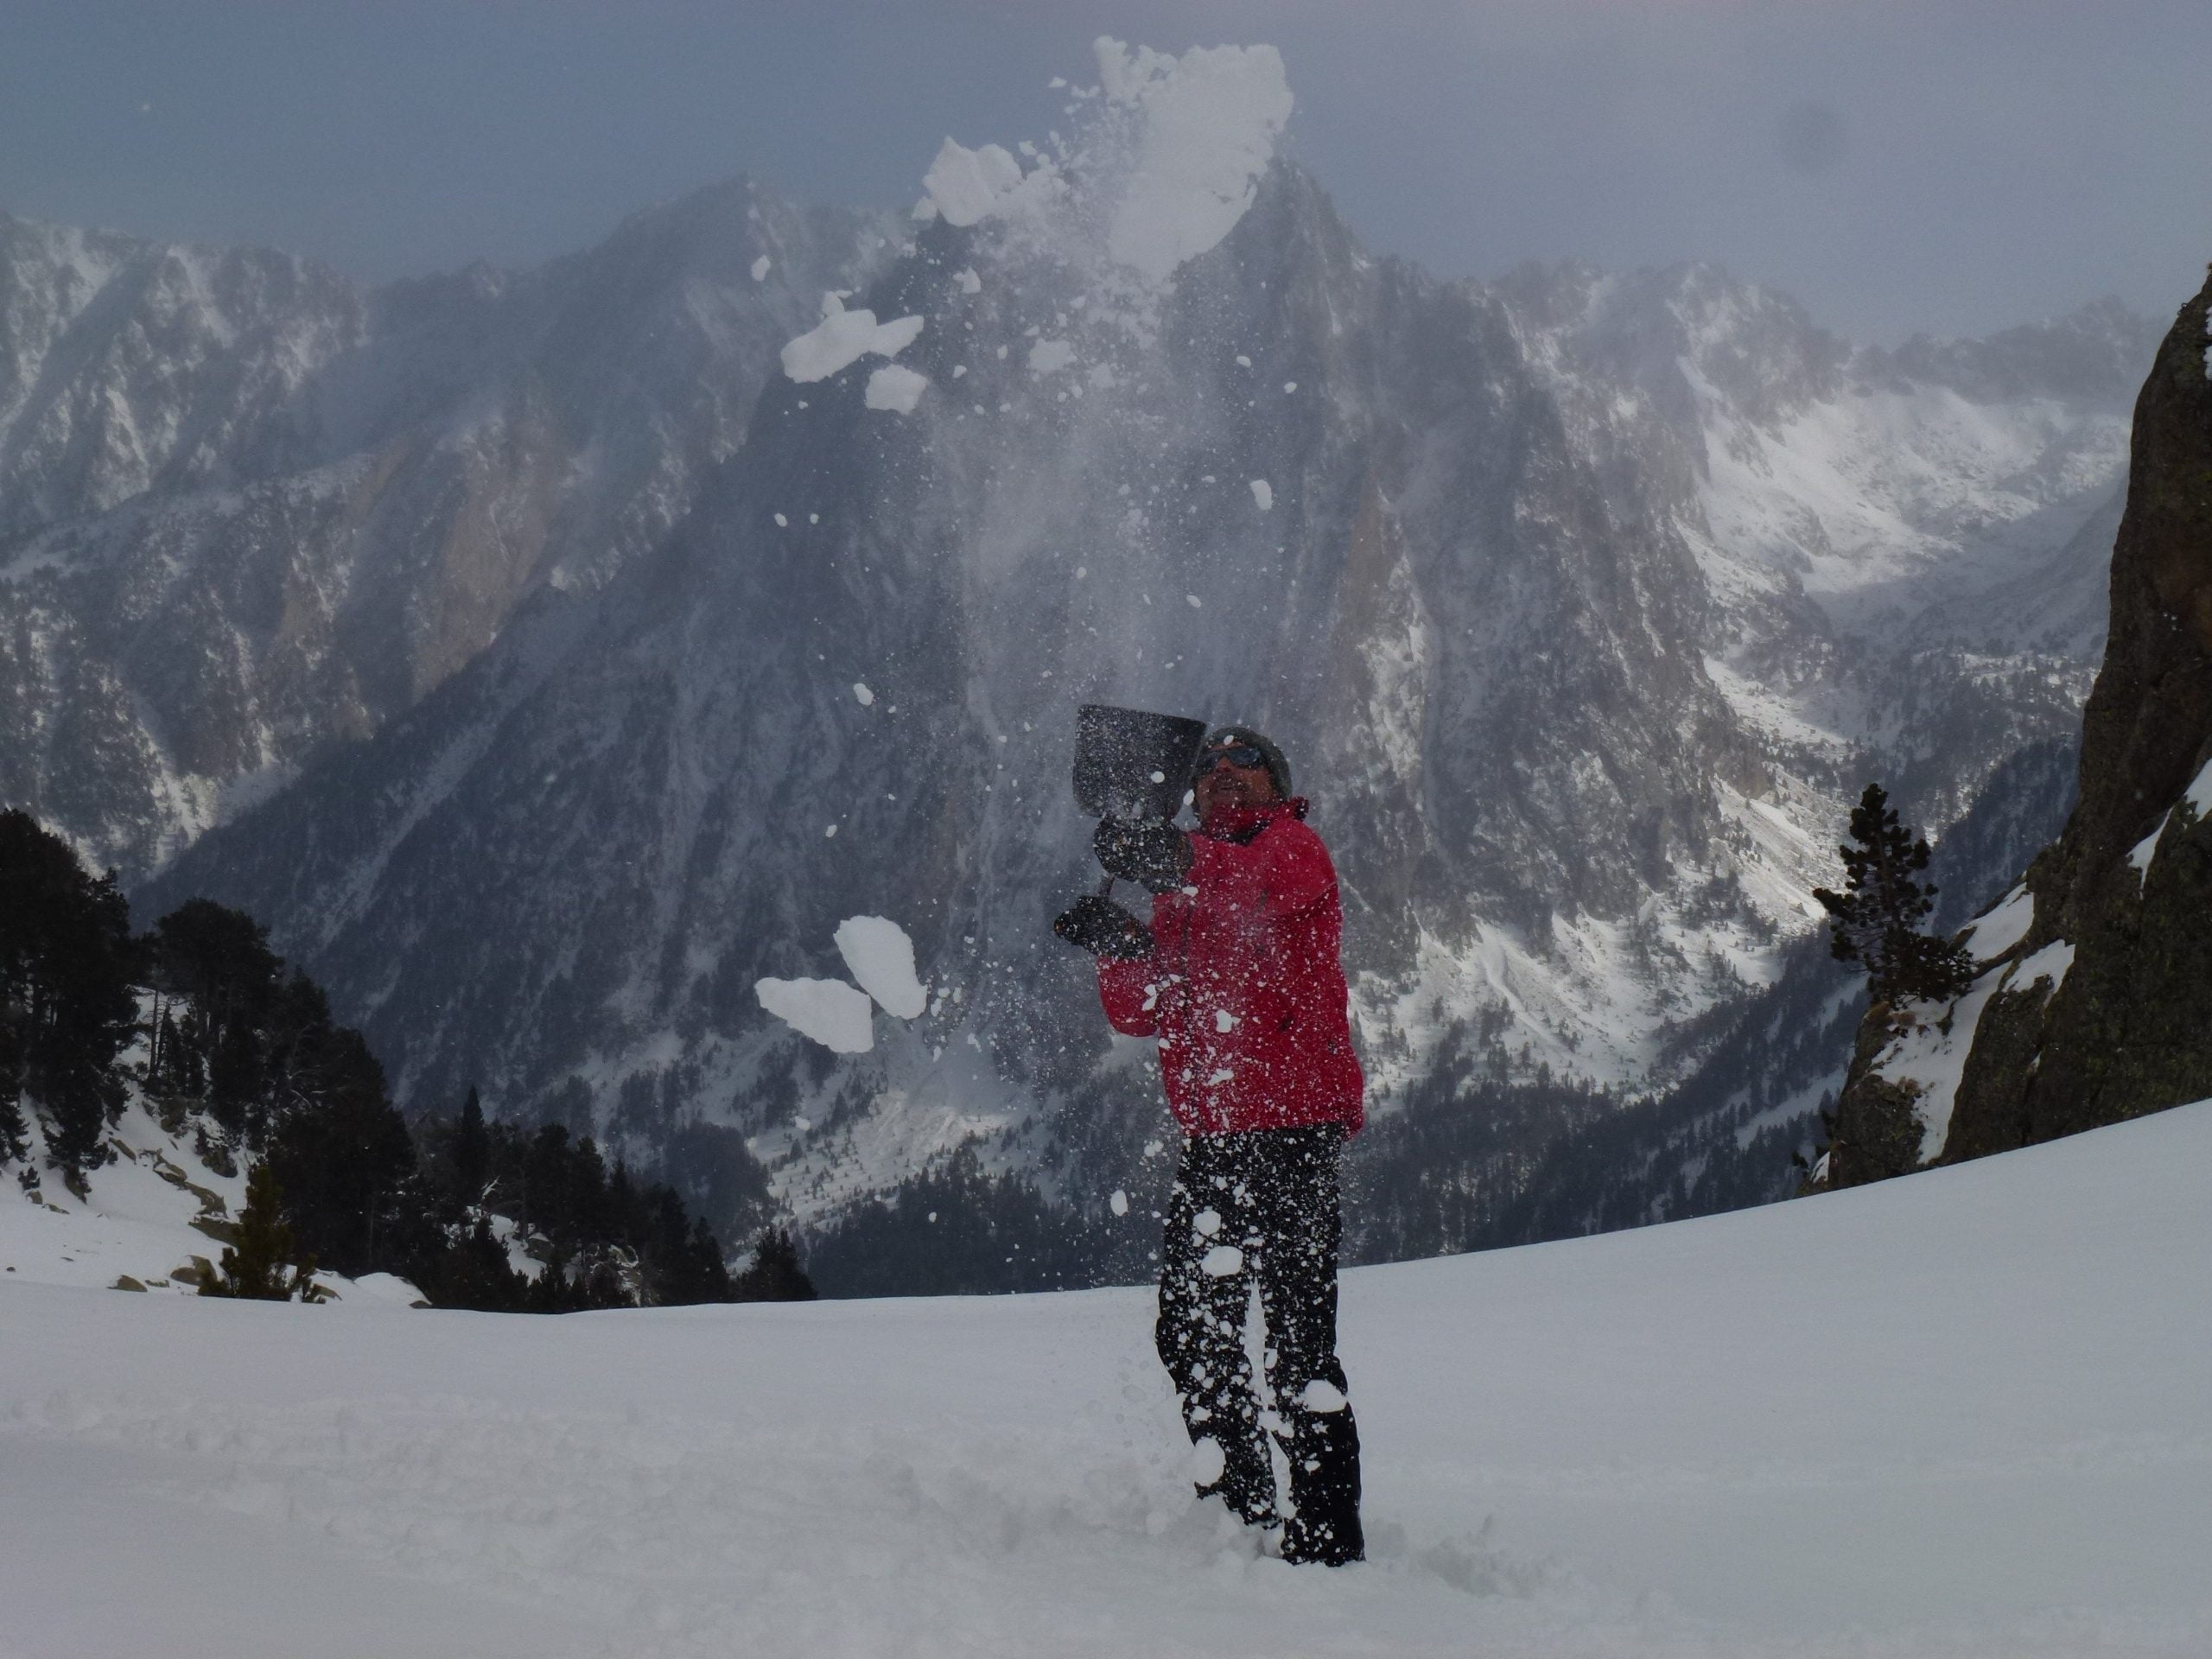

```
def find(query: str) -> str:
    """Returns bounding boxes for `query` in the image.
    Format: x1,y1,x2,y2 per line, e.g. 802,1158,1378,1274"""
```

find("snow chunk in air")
864,365,929,414
1027,339,1076,375
923,138,1025,227
1249,479,1273,511
751,255,771,282
1199,1244,1244,1277
834,915,928,1020
781,295,925,384
755,977,874,1053
852,683,874,706
1094,37,1293,284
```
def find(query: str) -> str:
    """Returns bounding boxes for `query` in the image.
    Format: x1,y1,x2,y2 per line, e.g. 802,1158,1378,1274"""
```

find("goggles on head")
1193,743,1269,778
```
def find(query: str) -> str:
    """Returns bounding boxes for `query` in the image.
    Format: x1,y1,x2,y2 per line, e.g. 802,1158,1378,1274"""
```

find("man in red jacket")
1054,726,1365,1566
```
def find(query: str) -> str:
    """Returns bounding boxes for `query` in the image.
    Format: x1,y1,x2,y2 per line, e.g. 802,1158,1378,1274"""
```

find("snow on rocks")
2010,938,2075,995
1961,883,2034,959
780,294,925,384
863,364,929,414
834,915,929,1019
754,976,875,1052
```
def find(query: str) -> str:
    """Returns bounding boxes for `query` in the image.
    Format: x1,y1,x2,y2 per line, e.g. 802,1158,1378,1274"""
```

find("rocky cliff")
1823,268,2212,1184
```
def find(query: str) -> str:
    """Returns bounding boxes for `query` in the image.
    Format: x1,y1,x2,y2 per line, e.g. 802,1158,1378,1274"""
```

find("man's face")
1192,743,1279,820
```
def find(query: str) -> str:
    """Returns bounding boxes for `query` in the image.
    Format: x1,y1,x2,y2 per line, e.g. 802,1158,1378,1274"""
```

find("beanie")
1198,725,1293,799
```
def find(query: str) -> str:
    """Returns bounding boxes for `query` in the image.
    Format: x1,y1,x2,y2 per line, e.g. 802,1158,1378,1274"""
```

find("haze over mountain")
5,40,2158,1244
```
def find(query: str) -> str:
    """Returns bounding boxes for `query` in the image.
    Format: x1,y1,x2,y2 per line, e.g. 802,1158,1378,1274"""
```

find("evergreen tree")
0,810,137,1187
1813,784,1978,1007
452,1084,490,1208
733,1226,817,1301
202,1160,317,1300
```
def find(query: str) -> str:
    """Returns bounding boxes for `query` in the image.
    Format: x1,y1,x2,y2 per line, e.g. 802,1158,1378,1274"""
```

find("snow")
852,682,875,706
753,976,874,1052
1199,1243,1244,1276
922,137,1026,227
2011,937,2076,994
779,295,925,384
1249,478,1273,511
2129,810,2171,886
6,1102,2212,1656
1961,881,2035,959
955,267,982,295
1093,38,1293,285
864,363,929,414
750,255,771,282
1027,338,1076,374
833,914,929,1020
2187,753,2212,817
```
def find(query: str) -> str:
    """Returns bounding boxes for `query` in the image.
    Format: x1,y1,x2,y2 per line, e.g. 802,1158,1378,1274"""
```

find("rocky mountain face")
0,188,891,879
12,43,2160,1248
1824,269,2212,1185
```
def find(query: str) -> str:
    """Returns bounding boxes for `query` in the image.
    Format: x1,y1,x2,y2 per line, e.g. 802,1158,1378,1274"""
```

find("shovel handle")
1096,874,1116,899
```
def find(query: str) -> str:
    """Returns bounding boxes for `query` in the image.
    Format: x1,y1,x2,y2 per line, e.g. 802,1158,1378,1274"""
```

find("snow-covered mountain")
0,186,893,878
14,41,2156,1233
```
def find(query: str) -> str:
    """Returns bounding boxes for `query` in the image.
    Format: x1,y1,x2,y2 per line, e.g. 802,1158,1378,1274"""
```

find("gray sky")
3,0,2208,343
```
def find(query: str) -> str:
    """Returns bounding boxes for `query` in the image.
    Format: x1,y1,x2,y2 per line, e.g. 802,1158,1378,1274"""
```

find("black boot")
1276,1395,1363,1564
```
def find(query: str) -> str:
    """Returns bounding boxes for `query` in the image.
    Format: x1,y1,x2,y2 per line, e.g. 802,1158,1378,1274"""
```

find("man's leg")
1155,1133,1275,1526
1253,1125,1364,1565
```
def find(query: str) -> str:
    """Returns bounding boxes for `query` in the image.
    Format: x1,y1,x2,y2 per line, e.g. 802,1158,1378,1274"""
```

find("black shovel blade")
1073,704,1209,821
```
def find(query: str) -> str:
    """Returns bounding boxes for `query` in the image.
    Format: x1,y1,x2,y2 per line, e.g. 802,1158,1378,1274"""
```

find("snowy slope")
3,1100,2208,1658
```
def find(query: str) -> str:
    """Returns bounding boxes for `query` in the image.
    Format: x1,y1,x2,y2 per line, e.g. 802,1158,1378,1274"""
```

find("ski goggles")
1193,743,1269,777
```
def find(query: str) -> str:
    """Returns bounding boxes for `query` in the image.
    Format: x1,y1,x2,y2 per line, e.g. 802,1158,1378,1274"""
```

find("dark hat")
1198,725,1293,798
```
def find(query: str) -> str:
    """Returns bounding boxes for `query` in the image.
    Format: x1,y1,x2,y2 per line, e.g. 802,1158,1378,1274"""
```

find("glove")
1052,894,1154,960
1092,817,1193,894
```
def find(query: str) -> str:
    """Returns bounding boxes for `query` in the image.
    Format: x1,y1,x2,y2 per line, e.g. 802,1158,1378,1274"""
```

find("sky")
2,0,2208,344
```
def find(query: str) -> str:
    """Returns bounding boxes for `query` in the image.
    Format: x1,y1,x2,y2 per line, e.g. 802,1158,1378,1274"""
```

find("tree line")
1,808,812,1308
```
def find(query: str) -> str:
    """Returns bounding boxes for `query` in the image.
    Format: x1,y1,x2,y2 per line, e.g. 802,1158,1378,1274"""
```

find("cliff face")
1827,269,2212,1181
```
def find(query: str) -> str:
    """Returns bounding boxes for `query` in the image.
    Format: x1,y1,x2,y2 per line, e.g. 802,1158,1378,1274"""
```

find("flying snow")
1094,38,1293,284
750,255,771,282
781,295,925,384
852,683,875,706
1249,479,1273,511
864,365,929,414
833,915,929,1020
1028,339,1077,375
753,977,874,1052
921,138,1026,227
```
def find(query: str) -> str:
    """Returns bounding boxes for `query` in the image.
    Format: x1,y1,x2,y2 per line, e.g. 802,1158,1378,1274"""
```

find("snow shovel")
1072,703,1209,897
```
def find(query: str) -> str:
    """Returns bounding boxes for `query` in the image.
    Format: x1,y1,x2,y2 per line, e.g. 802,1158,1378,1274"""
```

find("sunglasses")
1193,744,1268,777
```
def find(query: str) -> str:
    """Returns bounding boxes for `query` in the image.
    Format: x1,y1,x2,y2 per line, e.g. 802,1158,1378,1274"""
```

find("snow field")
5,1101,2210,1656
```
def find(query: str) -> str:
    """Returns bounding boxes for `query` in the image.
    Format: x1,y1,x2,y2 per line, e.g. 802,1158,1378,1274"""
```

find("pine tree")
452,1085,489,1208
1813,784,1977,1007
732,1226,817,1301
203,1160,317,1301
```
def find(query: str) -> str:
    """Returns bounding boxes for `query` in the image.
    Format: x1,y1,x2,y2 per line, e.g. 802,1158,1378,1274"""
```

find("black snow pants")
1155,1123,1364,1565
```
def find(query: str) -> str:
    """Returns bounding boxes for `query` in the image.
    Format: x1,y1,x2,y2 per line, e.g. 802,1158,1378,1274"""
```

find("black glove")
1092,817,1193,894
1052,894,1154,959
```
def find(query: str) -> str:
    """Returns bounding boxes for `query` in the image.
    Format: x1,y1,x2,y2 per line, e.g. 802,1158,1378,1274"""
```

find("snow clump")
754,977,874,1053
781,294,925,384
1249,479,1273,510
751,255,771,282
1200,1244,1244,1277
1028,339,1077,374
852,683,875,706
1095,38,1292,284
834,915,929,1019
921,138,1026,226
863,364,929,414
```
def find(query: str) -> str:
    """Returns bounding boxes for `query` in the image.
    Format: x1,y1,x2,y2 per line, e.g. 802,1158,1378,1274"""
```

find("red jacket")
1096,799,1365,1137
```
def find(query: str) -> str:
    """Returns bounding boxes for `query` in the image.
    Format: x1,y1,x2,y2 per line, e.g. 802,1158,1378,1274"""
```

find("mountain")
1820,267,2212,1185
13,42,2158,1246
0,185,893,879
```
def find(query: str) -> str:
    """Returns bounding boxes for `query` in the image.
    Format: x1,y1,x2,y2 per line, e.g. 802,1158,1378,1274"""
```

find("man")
1054,725,1366,1566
